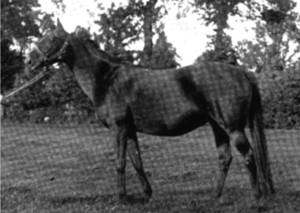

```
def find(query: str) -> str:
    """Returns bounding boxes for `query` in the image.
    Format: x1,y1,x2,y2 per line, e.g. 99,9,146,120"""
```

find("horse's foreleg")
231,130,259,198
211,122,232,198
115,128,128,200
127,132,152,200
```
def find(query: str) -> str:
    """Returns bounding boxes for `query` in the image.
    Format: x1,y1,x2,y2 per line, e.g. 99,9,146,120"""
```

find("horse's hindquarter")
189,63,253,129
125,68,208,136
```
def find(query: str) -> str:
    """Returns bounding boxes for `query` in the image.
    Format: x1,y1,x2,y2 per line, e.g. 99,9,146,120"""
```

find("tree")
191,0,253,62
194,36,238,65
1,0,41,45
1,0,42,91
1,0,63,122
236,0,300,128
1,0,55,49
1,39,23,92
51,0,66,12
95,1,142,63
1,0,55,92
94,0,175,68
237,0,300,75
139,0,159,67
150,29,179,68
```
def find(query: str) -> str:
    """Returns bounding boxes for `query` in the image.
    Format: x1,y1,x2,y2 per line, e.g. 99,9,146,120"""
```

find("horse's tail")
249,82,275,197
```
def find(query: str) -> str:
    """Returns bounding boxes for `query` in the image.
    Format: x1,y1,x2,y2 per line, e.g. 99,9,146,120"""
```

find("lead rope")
0,36,70,104
1,67,50,102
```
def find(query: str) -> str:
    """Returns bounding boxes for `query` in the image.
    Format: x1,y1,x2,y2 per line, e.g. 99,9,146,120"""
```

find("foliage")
51,0,66,12
1,39,24,92
237,0,300,74
94,1,143,62
1,0,61,122
1,0,41,42
192,1,255,53
1,0,55,91
194,35,238,65
1,0,55,48
235,0,300,128
1,0,45,94
94,0,177,68
260,63,300,128
3,66,93,123
0,0,89,122
150,30,179,68
193,0,248,33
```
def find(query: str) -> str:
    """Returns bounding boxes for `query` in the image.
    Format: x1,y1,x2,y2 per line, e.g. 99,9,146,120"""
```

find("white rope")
1,68,50,103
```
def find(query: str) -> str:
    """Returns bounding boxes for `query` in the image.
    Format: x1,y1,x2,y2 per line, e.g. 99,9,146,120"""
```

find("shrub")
2,66,95,123
259,67,300,129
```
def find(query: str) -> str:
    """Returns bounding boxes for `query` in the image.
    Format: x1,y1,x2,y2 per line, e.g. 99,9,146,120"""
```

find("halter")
32,36,70,69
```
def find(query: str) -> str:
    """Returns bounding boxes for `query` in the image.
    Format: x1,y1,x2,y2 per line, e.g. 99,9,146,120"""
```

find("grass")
1,121,300,212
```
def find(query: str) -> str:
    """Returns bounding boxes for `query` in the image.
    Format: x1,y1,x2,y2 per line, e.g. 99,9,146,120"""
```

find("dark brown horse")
26,20,274,202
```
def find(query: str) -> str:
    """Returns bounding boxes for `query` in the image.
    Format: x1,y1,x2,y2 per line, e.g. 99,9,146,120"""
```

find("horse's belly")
133,104,207,136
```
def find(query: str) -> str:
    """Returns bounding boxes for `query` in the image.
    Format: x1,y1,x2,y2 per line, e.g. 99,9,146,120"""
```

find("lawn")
1,122,300,212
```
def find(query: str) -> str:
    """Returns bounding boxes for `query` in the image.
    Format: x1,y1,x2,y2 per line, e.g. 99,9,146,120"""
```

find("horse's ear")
56,18,67,36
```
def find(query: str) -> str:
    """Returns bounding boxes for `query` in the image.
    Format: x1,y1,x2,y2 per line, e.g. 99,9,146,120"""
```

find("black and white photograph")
1,0,300,212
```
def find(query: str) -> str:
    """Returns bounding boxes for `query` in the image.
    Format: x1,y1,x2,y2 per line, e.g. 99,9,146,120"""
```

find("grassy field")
1,122,300,212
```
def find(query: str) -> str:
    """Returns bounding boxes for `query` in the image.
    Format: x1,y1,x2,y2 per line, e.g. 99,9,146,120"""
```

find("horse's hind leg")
231,130,258,197
210,122,232,198
127,131,152,200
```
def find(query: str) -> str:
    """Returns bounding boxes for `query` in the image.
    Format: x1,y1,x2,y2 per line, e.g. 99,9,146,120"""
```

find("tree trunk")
141,0,157,68
214,3,229,53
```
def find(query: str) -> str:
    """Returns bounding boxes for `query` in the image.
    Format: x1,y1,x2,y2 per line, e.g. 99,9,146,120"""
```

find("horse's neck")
67,37,95,67
66,37,120,105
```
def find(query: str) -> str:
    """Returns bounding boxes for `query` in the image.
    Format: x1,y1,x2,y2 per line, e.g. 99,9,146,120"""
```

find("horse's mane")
72,28,128,65
85,39,124,63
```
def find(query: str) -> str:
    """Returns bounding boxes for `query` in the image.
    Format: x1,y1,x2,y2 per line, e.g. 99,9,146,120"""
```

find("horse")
26,20,274,202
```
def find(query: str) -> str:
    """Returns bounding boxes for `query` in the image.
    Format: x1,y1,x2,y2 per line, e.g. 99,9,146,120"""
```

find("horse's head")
26,19,69,71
